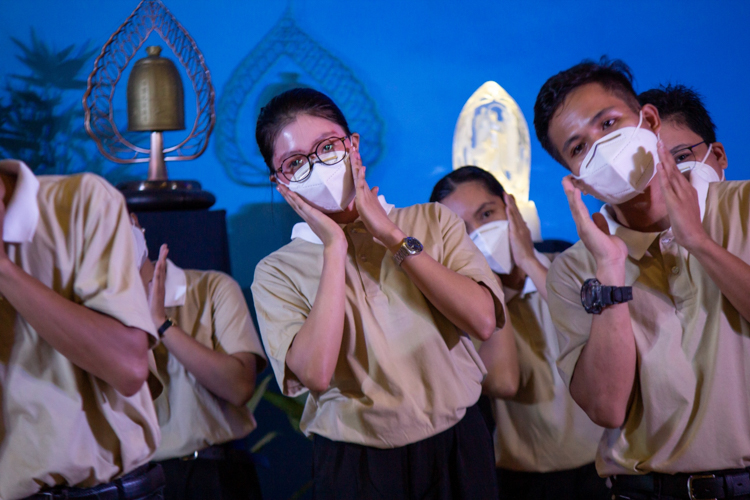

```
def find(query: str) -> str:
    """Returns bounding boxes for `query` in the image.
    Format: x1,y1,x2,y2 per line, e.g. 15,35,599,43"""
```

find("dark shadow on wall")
230,200,313,499
228,199,301,290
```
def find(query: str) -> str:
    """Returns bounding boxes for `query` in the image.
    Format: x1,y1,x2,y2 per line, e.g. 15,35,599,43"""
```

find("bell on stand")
116,45,215,211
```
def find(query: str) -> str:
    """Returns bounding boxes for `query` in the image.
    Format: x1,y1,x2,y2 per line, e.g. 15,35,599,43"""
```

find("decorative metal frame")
83,0,215,164
215,8,384,187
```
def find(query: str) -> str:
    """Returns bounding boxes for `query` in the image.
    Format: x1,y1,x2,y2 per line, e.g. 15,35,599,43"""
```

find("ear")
349,133,360,151
641,103,662,135
711,142,728,171
269,174,277,184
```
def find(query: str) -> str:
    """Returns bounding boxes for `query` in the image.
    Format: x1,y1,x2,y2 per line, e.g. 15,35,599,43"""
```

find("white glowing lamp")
452,81,542,242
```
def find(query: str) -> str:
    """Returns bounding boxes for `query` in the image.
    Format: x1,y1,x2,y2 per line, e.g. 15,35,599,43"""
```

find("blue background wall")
1,1,749,497
2,0,749,289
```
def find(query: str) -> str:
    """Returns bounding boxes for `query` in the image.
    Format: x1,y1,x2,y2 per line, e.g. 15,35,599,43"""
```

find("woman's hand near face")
277,183,347,252
351,150,405,250
504,193,536,269
504,193,551,302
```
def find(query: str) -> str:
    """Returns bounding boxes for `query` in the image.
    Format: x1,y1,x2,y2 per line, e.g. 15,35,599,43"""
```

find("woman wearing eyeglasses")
251,88,506,498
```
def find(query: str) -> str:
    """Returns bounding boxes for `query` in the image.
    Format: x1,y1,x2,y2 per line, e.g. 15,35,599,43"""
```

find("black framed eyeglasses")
276,136,350,183
671,140,707,168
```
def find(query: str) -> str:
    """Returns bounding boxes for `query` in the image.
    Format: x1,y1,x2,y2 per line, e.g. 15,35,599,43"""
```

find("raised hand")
148,244,169,326
504,192,536,269
656,140,708,252
277,183,347,250
562,176,628,284
351,149,404,250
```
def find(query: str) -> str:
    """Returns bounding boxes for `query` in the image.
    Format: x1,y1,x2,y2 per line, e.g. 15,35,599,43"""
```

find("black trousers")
312,404,498,499
157,452,262,500
496,462,610,500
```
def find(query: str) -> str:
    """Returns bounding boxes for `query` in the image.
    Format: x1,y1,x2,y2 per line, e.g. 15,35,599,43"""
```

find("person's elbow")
586,403,627,429
570,378,627,429
483,369,519,399
112,328,150,397
225,370,258,406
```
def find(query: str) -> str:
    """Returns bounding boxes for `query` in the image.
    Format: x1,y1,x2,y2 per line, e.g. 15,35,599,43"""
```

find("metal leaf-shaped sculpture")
83,0,215,164
216,8,384,187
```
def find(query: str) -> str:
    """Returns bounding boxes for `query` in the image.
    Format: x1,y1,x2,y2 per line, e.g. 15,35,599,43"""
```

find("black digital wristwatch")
580,278,633,314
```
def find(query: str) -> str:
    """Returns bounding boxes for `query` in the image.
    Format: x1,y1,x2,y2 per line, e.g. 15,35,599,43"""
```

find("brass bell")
127,46,185,132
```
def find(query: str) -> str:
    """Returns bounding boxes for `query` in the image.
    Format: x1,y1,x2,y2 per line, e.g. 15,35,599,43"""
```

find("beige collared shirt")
152,267,267,461
494,253,603,472
0,170,160,499
252,201,505,448
548,180,750,476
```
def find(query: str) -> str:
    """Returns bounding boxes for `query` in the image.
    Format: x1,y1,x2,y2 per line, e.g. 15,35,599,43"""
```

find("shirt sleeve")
71,174,158,344
431,202,506,328
545,246,594,388
251,259,310,397
209,271,268,372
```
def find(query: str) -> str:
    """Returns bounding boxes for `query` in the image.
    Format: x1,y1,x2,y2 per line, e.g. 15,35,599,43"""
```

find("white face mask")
575,111,659,205
131,224,148,270
678,144,724,183
286,153,355,213
680,144,722,221
469,220,513,275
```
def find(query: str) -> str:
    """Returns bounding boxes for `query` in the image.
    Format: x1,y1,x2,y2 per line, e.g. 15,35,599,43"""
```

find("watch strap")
157,317,175,338
600,285,633,306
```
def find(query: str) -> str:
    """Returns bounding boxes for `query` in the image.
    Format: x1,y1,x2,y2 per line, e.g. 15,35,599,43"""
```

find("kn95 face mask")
575,111,659,205
287,152,355,213
469,220,513,275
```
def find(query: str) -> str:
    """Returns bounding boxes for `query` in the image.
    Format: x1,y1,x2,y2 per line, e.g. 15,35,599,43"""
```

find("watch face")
405,237,423,253
581,278,603,314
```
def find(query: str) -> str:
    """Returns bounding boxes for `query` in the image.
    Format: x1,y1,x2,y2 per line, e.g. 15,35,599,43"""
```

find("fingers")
562,176,591,228
277,184,320,222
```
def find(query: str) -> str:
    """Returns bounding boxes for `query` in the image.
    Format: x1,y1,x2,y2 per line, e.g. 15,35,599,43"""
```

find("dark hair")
533,56,641,166
255,88,351,173
429,166,505,203
638,84,717,144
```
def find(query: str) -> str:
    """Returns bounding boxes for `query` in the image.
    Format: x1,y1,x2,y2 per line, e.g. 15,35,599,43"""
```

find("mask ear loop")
700,143,713,164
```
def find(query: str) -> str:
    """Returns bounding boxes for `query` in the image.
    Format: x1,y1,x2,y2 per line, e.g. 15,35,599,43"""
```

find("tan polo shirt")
152,268,268,461
0,171,160,499
548,180,750,476
494,254,602,472
252,201,505,448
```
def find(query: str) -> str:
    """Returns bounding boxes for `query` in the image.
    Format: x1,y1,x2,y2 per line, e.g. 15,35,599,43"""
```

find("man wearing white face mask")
432,166,609,500
639,84,729,219
535,58,750,500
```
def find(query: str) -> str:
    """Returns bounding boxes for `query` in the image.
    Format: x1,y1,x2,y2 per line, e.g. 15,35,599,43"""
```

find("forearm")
285,245,348,392
0,259,149,396
479,309,519,399
161,326,257,406
569,264,636,428
690,237,750,322
517,257,549,303
400,251,497,340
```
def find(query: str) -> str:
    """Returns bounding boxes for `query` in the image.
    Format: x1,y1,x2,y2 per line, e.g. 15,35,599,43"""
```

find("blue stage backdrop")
1,1,749,497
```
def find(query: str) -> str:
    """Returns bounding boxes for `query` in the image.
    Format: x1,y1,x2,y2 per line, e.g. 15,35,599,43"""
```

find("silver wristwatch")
392,237,423,266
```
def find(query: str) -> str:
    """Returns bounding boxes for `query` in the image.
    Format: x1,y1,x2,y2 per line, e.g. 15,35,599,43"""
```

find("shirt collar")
291,195,395,245
164,259,187,307
599,205,660,261
0,160,40,243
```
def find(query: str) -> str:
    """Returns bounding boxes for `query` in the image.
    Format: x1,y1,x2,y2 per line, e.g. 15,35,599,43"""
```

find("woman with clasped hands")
251,88,506,499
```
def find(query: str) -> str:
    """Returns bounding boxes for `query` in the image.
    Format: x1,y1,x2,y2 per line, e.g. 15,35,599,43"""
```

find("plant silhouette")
0,29,140,183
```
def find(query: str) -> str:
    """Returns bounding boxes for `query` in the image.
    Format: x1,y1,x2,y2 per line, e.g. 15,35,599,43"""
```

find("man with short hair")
534,59,750,500
0,159,163,499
